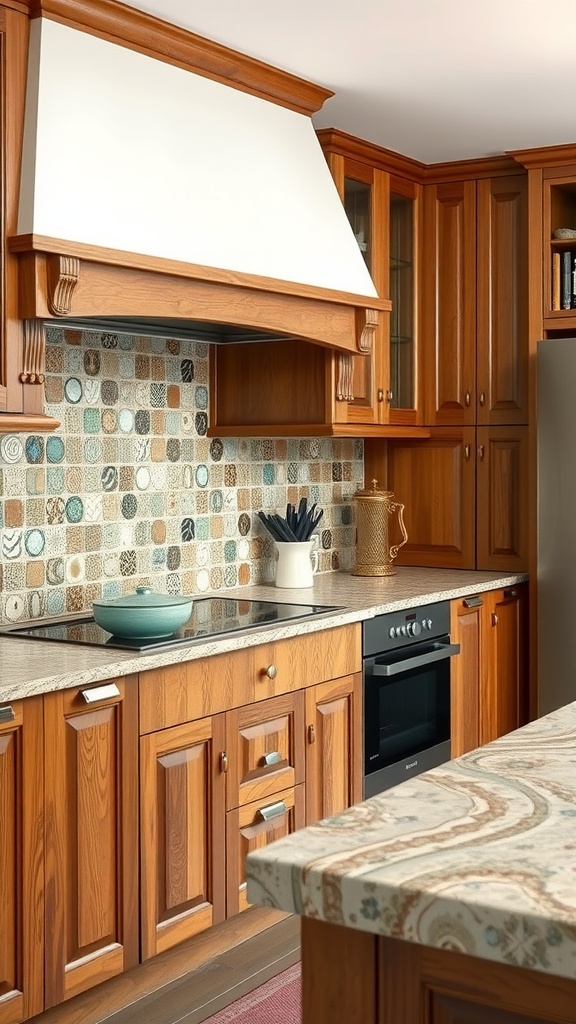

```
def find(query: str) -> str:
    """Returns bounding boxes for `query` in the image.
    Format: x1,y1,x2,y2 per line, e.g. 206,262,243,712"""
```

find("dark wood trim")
316,128,428,183
23,0,331,115
0,412,59,432
511,142,576,169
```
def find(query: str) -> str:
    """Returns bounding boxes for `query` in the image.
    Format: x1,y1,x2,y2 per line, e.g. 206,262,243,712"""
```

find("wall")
0,328,363,625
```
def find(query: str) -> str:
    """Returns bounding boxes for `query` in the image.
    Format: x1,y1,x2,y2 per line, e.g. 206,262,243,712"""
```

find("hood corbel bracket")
19,319,46,385
47,255,80,315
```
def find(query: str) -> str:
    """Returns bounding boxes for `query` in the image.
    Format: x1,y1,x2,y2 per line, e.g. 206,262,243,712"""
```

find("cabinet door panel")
422,181,476,425
0,698,43,1024
305,674,362,823
476,426,528,571
449,599,482,757
225,692,305,810
477,175,528,425
226,784,305,916
387,429,476,568
44,678,139,1006
140,715,226,959
481,588,526,745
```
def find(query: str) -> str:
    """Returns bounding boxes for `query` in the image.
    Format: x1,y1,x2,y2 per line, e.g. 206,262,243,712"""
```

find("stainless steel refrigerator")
538,336,576,714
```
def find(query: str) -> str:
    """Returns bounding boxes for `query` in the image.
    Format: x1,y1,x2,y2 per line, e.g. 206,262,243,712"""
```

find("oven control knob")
400,625,407,636
421,619,428,630
427,618,433,629
389,627,396,638
407,621,421,638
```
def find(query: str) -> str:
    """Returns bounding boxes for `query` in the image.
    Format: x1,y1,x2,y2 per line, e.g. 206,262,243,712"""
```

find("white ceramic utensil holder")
274,538,319,588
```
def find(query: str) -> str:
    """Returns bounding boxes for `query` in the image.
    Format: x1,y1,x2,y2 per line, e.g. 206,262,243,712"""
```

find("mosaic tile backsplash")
0,328,363,625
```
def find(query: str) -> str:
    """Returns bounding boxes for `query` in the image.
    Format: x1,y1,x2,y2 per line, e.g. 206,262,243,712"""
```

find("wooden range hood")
10,0,388,389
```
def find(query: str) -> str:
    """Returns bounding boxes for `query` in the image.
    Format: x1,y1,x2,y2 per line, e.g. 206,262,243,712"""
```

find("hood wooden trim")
11,236,390,355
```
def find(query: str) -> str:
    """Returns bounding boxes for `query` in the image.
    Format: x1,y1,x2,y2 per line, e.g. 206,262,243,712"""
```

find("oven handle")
370,642,460,677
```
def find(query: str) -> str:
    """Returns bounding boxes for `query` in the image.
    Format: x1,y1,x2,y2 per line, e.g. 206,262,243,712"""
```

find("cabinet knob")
465,391,471,407
491,613,498,627
220,751,229,773
478,444,485,460
263,664,278,679
308,724,316,744
377,388,384,403
386,390,393,403
464,444,471,460
479,391,486,406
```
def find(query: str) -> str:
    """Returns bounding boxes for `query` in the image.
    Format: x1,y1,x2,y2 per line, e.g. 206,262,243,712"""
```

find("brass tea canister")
353,481,408,577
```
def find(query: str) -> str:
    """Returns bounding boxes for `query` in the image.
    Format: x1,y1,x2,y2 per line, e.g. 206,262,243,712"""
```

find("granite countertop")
0,566,527,702
246,701,576,981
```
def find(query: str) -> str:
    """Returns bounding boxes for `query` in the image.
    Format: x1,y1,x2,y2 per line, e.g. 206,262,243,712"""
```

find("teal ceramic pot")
92,586,193,638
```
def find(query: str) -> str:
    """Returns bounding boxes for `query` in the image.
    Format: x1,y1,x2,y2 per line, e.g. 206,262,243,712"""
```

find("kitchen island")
246,701,576,1024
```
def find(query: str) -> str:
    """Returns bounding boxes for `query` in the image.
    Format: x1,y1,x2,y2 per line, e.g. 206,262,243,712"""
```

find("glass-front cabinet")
389,180,416,413
320,131,421,428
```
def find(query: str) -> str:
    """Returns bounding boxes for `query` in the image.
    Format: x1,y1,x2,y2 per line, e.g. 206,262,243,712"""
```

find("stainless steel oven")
363,601,460,798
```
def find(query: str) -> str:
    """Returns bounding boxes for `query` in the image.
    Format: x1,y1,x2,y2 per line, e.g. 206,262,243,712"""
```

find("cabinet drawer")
225,692,305,811
226,784,305,917
139,623,361,733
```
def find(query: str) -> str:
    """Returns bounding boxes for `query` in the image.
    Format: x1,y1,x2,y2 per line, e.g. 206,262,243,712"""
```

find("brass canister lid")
354,479,393,499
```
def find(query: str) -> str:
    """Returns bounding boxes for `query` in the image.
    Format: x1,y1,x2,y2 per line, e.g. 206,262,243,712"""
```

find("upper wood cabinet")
421,173,528,427
0,5,58,431
209,130,430,439
43,677,139,1006
0,696,44,1024
385,424,529,571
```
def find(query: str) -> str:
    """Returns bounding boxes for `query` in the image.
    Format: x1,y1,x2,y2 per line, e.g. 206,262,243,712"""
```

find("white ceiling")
120,0,576,164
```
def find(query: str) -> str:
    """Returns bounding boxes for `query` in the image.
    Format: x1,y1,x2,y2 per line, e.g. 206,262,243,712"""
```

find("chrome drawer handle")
262,751,282,766
463,596,483,608
0,705,15,723
258,800,287,822
81,682,121,704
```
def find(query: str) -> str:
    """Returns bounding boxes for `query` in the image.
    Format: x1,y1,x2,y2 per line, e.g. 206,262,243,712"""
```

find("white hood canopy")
10,1,388,386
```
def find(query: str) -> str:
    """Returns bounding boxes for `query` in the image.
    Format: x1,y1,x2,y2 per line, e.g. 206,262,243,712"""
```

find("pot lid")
93,587,192,610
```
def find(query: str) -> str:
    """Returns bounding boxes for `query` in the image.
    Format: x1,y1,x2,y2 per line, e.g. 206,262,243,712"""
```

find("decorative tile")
1,329,363,624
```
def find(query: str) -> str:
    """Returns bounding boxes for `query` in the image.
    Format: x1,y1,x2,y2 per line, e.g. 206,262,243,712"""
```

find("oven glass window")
365,645,451,773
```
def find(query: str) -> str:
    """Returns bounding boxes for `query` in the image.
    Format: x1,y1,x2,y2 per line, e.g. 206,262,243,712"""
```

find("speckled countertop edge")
0,567,528,701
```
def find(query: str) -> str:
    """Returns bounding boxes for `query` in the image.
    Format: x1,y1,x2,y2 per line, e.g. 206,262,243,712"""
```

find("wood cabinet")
421,174,528,427
208,131,430,439
138,625,362,956
43,677,139,1006
450,583,527,757
302,918,576,1024
0,5,58,431
0,696,43,1024
385,424,529,571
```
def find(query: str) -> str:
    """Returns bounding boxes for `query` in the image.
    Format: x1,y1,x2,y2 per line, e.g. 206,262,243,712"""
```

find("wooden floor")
31,915,301,1024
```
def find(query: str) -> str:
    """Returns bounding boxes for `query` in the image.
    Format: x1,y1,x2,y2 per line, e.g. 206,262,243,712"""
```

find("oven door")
363,636,459,797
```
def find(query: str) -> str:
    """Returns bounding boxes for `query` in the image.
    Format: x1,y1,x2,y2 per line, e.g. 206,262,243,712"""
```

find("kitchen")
0,1,574,1023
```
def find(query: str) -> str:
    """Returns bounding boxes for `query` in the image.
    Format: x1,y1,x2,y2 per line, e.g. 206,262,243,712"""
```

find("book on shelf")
552,251,561,310
562,251,572,310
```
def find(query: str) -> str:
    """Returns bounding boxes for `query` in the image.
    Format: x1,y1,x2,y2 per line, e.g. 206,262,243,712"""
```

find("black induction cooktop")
2,598,340,651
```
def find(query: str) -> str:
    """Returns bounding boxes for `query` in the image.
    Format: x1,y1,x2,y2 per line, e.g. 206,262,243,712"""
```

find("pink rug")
203,963,301,1023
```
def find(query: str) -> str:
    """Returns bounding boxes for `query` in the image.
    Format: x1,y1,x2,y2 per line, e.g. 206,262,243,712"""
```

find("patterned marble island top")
0,566,526,701
246,702,576,981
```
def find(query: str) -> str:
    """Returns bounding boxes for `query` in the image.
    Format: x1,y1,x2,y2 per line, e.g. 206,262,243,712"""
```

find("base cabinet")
451,584,527,757
43,677,139,1006
139,714,227,960
138,626,362,957
0,697,43,1024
